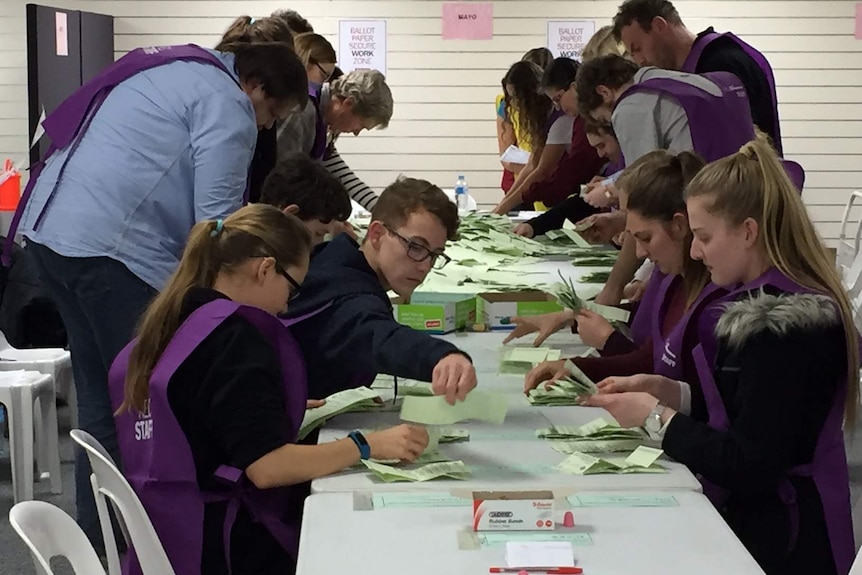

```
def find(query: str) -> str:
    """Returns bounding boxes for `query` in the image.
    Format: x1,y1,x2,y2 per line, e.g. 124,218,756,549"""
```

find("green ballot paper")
298,387,380,440
362,460,471,482
500,347,562,375
557,447,667,475
400,391,508,425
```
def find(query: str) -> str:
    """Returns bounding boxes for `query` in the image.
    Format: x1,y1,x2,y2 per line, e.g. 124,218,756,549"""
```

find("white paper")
338,20,387,76
55,12,69,57
505,541,575,568
31,106,46,148
546,21,596,59
500,145,530,165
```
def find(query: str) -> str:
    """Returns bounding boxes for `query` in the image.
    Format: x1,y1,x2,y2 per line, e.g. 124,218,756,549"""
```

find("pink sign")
856,3,862,39
442,2,493,40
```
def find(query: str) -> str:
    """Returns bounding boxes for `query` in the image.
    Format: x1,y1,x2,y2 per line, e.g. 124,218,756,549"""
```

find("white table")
312,390,702,494
296,491,765,575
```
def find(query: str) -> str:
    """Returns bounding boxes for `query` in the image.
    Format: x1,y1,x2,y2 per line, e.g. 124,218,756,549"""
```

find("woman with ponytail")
585,135,857,575
109,204,428,575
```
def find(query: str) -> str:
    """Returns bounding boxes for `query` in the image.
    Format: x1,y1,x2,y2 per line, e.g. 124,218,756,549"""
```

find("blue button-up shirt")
21,50,257,289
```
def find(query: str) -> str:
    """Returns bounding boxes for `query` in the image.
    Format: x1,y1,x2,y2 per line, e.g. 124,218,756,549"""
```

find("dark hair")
621,150,707,308
541,57,580,91
584,120,616,139
522,47,554,71
260,152,351,223
612,0,683,41
293,32,337,67
330,66,344,81
503,61,553,151
371,177,459,241
575,54,639,116
271,9,314,34
216,16,293,50
221,42,309,109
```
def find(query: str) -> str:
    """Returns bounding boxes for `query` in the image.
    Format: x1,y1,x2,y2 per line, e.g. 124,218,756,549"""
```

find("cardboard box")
392,293,476,334
472,490,555,531
479,291,563,330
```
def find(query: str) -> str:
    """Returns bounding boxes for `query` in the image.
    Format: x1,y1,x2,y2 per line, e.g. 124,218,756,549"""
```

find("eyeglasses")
276,264,303,301
312,60,334,82
384,225,451,270
549,82,573,105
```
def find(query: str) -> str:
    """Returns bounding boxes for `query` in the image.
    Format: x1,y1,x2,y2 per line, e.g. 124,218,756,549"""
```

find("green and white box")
392,293,476,334
479,291,563,330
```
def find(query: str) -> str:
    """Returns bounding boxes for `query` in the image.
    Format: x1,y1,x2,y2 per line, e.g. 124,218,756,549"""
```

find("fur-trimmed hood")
715,291,840,350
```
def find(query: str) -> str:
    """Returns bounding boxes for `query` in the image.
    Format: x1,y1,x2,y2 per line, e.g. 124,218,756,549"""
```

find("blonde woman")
586,136,857,575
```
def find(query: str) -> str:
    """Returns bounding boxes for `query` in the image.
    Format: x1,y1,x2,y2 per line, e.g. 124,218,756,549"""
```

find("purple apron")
309,83,329,161
108,299,310,575
3,44,249,267
618,71,755,166
682,31,783,155
629,266,668,347
651,275,726,381
691,268,854,575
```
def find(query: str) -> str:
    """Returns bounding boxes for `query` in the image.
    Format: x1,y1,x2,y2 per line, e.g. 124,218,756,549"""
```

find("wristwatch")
348,430,371,460
644,403,667,441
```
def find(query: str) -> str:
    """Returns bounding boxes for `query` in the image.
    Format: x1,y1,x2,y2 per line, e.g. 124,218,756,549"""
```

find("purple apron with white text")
617,71,755,166
651,276,726,381
3,44,248,266
108,300,310,575
628,266,668,347
691,268,854,575
309,84,329,161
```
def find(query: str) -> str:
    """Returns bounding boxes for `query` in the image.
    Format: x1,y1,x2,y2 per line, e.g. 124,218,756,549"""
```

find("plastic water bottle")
455,175,469,211
0,404,8,459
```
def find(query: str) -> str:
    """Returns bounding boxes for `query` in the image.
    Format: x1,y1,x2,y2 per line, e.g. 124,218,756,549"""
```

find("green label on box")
516,301,563,316
396,305,447,331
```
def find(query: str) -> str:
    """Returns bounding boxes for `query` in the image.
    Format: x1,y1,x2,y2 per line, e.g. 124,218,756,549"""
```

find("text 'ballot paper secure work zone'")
399,390,508,425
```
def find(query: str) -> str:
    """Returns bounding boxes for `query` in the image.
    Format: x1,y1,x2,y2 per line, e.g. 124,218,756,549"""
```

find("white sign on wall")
338,20,387,76
547,21,596,60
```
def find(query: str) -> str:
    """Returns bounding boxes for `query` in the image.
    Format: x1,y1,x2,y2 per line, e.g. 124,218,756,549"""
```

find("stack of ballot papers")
298,387,381,440
400,390,508,425
500,347,562,375
557,446,667,475
537,418,647,452
527,360,598,406
555,272,631,323
361,460,471,482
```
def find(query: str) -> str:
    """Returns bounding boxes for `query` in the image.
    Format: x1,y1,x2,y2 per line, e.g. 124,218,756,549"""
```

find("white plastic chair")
838,191,862,279
0,371,62,502
70,429,176,575
9,500,107,575
0,331,76,428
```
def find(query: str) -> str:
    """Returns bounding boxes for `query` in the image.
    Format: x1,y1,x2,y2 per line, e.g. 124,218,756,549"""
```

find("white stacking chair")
9,500,107,575
70,429,176,575
0,371,62,502
838,191,862,283
0,331,76,428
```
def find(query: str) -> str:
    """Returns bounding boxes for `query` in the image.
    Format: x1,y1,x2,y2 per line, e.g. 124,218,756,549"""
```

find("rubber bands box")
472,491,555,531
391,293,476,334
479,291,563,330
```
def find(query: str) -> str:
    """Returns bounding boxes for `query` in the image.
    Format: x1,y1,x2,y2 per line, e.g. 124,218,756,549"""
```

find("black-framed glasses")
276,264,303,301
384,225,451,270
311,60,333,82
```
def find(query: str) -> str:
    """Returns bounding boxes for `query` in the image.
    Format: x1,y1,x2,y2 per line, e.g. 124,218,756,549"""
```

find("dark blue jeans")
27,241,156,552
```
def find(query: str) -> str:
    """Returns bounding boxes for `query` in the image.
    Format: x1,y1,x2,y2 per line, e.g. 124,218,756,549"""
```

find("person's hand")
513,223,534,238
594,282,624,306
579,392,658,428
623,280,647,302
596,374,681,409
575,310,615,349
523,359,568,393
578,212,626,245
432,353,477,404
306,399,326,410
583,183,617,208
502,311,575,347
365,424,429,462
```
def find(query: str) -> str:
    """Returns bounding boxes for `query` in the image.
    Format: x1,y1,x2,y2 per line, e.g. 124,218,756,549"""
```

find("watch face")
645,414,660,433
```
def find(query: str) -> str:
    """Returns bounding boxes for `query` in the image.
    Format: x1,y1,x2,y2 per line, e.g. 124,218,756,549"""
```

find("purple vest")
3,44,248,267
629,266,667,346
309,84,329,161
108,300,309,575
618,71,755,166
651,275,726,382
682,31,783,155
691,268,854,575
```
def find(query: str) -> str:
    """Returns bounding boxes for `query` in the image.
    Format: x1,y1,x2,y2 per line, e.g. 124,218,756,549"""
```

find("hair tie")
210,219,224,237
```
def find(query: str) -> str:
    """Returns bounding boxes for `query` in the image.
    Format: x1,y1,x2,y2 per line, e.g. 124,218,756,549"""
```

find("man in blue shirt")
20,42,307,549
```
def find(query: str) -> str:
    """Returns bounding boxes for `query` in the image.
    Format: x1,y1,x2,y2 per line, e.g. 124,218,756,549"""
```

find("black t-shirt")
248,128,277,203
166,288,295,575
695,27,781,152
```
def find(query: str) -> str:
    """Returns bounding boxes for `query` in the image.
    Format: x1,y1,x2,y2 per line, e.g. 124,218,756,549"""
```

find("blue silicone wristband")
348,430,371,460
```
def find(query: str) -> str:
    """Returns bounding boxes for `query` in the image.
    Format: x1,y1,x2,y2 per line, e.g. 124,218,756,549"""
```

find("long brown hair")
293,32,337,68
620,150,709,308
685,133,860,424
216,15,294,50
118,205,312,414
503,61,553,152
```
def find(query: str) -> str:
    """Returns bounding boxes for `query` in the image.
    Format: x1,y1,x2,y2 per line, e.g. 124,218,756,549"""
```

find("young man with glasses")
284,177,478,405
